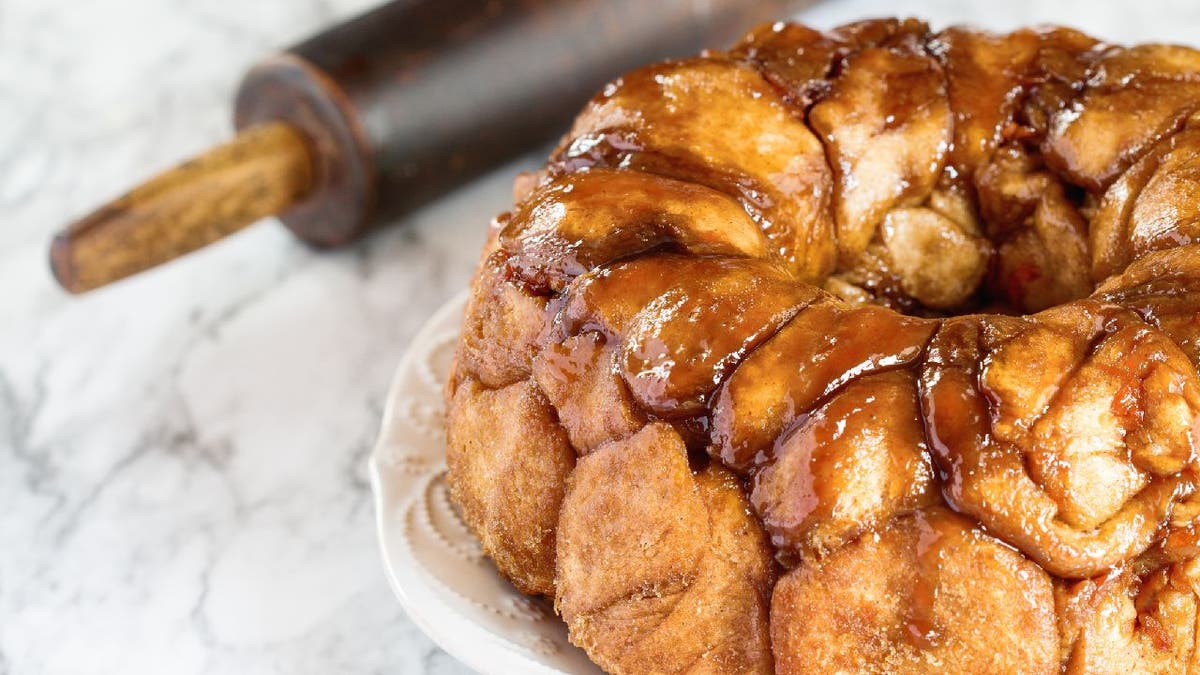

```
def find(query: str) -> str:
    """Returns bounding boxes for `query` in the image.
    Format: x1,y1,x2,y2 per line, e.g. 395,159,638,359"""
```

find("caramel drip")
905,510,969,650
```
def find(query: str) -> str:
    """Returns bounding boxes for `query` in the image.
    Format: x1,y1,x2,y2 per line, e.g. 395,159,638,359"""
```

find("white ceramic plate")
369,291,602,675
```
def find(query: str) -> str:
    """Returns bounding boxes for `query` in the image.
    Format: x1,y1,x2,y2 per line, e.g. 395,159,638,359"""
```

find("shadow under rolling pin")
50,0,813,294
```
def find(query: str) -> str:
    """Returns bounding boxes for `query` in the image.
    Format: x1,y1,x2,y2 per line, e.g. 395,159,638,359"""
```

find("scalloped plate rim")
369,290,587,675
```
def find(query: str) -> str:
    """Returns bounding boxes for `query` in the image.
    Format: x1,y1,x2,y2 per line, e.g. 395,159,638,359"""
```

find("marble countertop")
3,0,1199,673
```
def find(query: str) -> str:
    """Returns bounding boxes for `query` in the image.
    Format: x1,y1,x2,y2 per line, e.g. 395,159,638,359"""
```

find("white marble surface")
3,0,1200,673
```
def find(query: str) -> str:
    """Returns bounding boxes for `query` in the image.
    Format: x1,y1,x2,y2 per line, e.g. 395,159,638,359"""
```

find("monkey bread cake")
443,17,1200,674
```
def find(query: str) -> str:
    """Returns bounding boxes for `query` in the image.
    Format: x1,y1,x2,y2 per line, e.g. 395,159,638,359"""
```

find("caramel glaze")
449,17,1200,673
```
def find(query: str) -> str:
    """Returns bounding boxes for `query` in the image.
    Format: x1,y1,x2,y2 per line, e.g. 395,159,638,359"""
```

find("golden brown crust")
810,32,951,262
445,378,574,595
1090,124,1200,280
442,17,1200,673
1094,244,1200,367
502,169,770,293
920,303,1200,578
556,425,774,674
936,27,1040,178
750,370,937,562
1044,44,1200,191
531,332,645,454
771,509,1058,674
454,251,547,390
711,301,936,471
1060,556,1200,673
552,57,836,282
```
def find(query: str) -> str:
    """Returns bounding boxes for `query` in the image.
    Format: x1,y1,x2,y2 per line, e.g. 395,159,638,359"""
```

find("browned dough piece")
532,332,644,455
446,378,575,595
556,424,774,674
1091,124,1200,280
1060,556,1200,673
920,303,1200,578
501,169,770,293
712,301,936,472
751,370,936,562
1095,243,1200,369
455,250,548,390
1044,44,1200,191
810,32,951,262
771,508,1058,674
937,27,1039,177
554,58,836,282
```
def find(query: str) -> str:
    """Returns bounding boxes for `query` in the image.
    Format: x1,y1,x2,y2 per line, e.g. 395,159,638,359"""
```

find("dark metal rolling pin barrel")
50,0,810,293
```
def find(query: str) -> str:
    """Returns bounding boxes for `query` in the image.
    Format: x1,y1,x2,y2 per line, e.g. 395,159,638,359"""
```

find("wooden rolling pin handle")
49,122,314,294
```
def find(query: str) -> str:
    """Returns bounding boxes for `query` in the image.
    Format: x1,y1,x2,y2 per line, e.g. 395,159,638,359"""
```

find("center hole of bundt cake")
823,148,1097,318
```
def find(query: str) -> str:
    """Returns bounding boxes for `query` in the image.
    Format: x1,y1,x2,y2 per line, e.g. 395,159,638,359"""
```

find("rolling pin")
50,0,813,293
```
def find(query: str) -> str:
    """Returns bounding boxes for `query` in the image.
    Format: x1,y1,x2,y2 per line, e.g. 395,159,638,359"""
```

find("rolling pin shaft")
51,0,809,293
